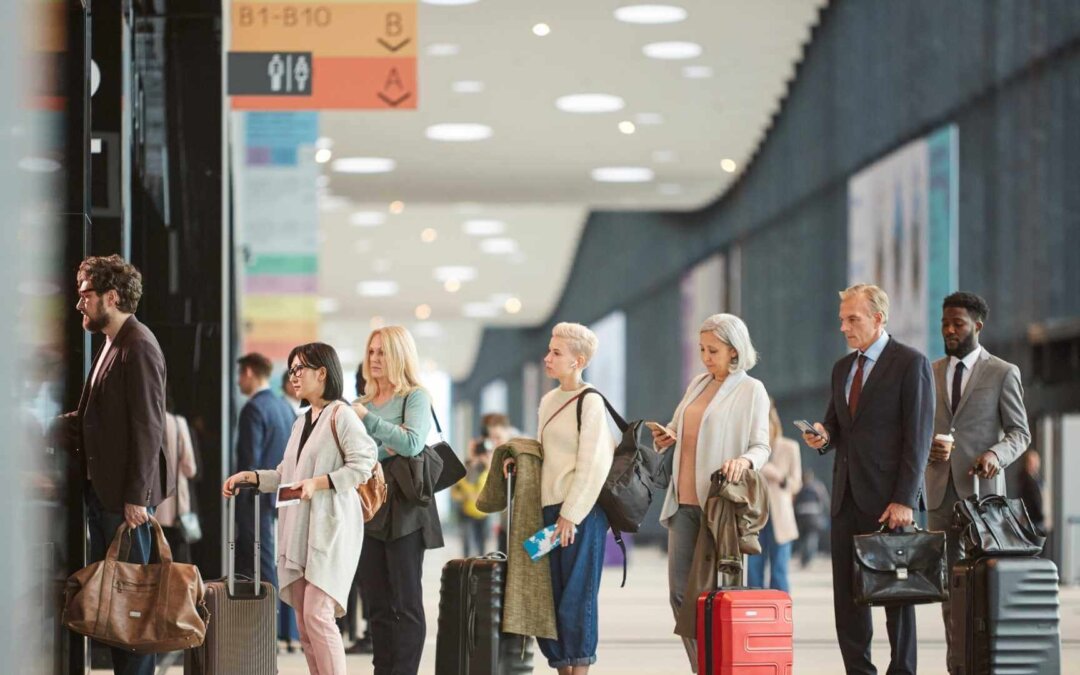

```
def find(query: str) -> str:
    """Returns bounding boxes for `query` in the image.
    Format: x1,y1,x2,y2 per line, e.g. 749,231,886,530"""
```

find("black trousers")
831,491,917,675
359,531,426,675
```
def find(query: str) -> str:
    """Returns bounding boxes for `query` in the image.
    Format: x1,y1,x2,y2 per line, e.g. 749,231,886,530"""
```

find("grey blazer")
924,349,1031,509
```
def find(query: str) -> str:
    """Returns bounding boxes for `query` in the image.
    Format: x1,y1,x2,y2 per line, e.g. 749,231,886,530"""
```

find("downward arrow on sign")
377,38,412,53
378,92,412,107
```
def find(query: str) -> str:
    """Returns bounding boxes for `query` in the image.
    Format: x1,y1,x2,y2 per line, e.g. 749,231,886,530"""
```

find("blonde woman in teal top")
350,325,438,675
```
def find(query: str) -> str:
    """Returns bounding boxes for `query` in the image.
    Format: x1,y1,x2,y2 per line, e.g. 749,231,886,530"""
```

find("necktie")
849,354,867,415
951,361,965,415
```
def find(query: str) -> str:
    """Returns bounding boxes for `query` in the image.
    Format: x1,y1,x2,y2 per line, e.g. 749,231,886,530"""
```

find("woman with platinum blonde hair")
504,321,615,674
651,313,772,668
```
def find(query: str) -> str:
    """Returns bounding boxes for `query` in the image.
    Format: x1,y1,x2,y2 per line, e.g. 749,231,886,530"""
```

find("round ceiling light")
426,43,461,57
463,219,505,236
332,157,396,174
452,80,485,94
721,158,738,173
389,200,405,214
642,41,702,60
532,23,551,37
683,65,714,79
555,93,625,114
614,4,687,24
619,121,636,135
356,280,399,297
425,123,493,142
591,167,655,183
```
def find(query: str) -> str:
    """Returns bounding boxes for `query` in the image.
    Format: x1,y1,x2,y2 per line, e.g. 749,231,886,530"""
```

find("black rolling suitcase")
949,556,1061,675
185,484,277,674
435,469,534,675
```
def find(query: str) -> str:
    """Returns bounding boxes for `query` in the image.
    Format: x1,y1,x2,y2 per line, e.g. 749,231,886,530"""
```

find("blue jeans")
746,519,792,593
537,504,608,669
85,483,156,675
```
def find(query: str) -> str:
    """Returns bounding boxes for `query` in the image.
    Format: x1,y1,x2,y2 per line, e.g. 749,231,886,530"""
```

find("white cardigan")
658,371,772,526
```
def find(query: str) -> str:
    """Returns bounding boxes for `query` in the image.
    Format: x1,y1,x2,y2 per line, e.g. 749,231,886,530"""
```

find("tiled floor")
137,541,1079,674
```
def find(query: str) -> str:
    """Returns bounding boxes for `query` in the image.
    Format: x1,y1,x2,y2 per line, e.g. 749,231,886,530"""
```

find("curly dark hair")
943,291,989,323
78,255,143,313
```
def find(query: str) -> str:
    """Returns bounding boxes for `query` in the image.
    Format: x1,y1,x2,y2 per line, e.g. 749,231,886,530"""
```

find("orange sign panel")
232,2,416,58
231,56,416,110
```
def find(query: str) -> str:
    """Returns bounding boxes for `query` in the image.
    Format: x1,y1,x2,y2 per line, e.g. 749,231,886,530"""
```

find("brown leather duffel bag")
63,517,209,653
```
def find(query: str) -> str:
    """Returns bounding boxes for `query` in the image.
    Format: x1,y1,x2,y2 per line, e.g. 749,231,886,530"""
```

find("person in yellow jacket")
453,413,513,556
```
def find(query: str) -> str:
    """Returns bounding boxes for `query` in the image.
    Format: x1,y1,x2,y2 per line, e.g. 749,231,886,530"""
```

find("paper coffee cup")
934,433,954,455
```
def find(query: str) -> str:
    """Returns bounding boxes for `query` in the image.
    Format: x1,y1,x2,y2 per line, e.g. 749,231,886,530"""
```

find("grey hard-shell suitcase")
185,484,277,674
949,556,1061,675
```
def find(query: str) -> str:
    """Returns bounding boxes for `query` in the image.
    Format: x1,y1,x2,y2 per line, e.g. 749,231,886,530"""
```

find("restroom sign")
228,52,313,96
228,1,417,110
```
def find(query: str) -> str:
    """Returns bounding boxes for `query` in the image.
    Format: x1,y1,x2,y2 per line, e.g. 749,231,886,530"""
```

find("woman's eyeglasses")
287,364,315,378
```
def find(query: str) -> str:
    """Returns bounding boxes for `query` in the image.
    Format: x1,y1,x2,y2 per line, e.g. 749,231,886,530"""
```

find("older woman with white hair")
652,313,772,669
505,321,615,674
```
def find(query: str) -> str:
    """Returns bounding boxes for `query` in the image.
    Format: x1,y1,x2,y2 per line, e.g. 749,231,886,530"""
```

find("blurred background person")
453,413,512,556
1018,448,1046,536
793,469,830,568
156,396,198,564
235,352,300,652
748,400,801,592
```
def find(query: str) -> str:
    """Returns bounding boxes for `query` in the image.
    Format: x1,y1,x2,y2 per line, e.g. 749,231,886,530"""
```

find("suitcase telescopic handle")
505,466,515,553
227,482,261,597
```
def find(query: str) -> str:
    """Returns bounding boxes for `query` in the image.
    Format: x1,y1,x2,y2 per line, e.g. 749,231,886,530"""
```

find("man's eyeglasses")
76,287,101,307
287,364,316,378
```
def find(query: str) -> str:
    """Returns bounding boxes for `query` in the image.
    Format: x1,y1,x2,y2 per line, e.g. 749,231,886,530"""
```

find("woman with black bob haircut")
224,342,378,675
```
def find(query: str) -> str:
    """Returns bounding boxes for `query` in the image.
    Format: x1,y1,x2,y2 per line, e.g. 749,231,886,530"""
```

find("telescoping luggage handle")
227,482,261,597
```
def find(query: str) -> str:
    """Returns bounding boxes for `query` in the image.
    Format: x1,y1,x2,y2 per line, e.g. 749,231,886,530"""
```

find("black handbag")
952,481,1045,558
852,525,948,607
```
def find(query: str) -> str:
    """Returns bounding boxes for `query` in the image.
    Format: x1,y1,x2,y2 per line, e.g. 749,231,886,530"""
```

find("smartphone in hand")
793,420,822,437
645,421,677,440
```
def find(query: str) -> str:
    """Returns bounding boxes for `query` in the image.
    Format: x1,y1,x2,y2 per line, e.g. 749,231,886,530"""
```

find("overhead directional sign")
228,0,417,110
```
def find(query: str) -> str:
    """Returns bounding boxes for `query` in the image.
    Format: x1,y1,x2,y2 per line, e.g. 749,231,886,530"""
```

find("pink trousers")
291,578,347,675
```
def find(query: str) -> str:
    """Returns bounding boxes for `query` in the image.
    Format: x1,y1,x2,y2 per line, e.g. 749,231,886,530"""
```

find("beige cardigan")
255,402,378,616
659,371,772,526
759,436,802,544
155,413,196,527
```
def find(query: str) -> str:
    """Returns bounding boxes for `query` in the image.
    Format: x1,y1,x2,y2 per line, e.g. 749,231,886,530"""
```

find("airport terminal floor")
94,539,1080,675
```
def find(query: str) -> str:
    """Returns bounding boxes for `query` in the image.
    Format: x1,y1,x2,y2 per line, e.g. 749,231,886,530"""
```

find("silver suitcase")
185,484,277,674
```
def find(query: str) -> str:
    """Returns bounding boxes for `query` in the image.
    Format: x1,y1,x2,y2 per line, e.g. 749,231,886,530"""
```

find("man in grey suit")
925,291,1031,670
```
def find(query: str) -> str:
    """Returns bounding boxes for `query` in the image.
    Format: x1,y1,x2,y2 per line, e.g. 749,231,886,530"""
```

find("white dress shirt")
945,345,982,403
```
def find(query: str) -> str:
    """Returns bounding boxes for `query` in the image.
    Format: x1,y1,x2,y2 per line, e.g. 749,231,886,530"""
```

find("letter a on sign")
384,68,404,91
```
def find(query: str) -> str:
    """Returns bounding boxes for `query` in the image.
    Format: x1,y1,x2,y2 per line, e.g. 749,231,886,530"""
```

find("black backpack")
575,388,663,586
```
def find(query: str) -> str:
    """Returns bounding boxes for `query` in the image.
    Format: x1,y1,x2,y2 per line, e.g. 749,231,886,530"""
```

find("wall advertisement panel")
848,125,958,359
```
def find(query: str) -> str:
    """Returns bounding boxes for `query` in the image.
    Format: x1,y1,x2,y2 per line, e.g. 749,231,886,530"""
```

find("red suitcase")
696,588,793,675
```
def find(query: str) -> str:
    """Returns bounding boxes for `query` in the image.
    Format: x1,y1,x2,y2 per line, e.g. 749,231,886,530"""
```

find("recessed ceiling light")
421,227,438,243
316,136,333,150
370,315,385,330
317,298,340,314
332,157,396,174
635,112,664,125
658,183,683,195
426,43,460,57
444,279,461,293
350,211,386,227
591,167,655,183
480,237,519,254
683,65,713,79
532,23,551,37
452,80,485,94
614,4,688,24
643,41,702,60
389,200,405,214
422,0,479,5
652,150,677,163
357,280,399,297
555,93,625,114
315,148,332,163
434,265,478,282
721,158,737,173
463,302,499,318
425,123,493,142
415,304,432,320
619,121,636,135
504,297,523,314
463,219,505,236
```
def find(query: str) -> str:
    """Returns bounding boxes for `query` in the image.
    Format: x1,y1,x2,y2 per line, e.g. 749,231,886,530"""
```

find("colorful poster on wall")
848,125,958,359
679,253,725,386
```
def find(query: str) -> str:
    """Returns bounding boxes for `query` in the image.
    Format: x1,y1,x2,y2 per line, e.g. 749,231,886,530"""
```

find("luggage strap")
613,529,627,588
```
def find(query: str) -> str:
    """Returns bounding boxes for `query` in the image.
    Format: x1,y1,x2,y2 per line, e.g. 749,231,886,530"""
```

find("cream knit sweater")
537,384,615,524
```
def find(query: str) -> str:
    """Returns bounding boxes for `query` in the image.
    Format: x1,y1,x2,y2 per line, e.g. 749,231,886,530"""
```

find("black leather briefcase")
853,526,948,607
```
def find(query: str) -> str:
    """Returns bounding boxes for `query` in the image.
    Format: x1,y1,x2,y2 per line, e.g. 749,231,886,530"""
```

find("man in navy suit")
804,284,934,675
234,352,298,588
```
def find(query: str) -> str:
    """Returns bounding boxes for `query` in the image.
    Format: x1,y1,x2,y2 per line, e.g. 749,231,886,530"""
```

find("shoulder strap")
405,389,444,436
575,388,629,433
329,403,345,462
539,392,586,441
